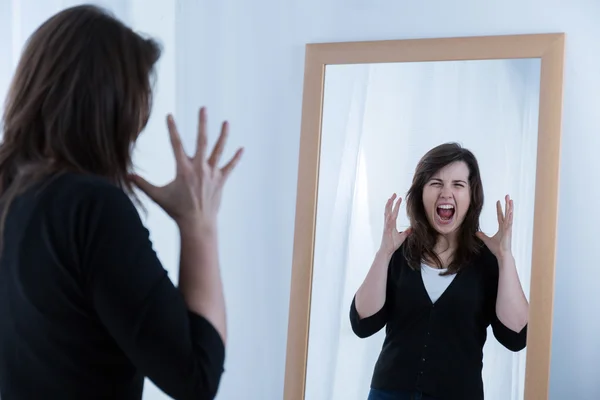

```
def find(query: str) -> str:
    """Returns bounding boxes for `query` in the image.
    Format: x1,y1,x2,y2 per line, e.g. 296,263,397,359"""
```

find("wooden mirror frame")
283,33,565,400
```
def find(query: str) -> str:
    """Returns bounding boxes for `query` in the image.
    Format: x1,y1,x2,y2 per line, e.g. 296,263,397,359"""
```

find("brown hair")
0,4,161,250
404,142,484,275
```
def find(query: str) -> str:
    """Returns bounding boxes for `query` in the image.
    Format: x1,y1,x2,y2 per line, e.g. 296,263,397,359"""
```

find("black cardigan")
0,173,225,400
350,243,527,400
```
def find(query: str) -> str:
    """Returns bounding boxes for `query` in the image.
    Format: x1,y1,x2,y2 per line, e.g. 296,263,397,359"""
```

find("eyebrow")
430,178,468,185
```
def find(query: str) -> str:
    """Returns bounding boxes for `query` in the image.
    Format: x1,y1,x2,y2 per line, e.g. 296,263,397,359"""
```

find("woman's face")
422,161,471,236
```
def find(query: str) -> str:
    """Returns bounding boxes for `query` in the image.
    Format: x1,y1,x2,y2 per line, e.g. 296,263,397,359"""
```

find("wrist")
177,217,218,238
376,248,394,263
496,251,514,264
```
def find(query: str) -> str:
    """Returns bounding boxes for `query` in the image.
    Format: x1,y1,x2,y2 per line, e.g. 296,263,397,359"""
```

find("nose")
440,186,453,198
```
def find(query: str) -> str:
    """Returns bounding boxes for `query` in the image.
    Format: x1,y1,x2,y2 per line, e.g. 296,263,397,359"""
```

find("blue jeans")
367,388,437,400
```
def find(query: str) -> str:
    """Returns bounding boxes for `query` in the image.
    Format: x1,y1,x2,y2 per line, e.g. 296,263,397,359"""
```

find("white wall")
172,0,600,399
129,2,179,399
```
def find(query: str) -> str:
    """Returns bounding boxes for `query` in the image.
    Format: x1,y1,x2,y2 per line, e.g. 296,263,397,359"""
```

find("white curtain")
306,58,541,400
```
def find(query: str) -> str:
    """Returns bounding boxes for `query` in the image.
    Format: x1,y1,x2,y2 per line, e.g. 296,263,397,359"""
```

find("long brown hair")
404,142,484,275
0,4,161,251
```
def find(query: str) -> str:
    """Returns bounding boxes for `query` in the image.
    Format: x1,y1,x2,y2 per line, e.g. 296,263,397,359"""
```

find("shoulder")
42,172,141,224
475,240,495,263
392,243,406,262
389,243,410,274
50,172,126,194
50,172,135,206
472,239,499,278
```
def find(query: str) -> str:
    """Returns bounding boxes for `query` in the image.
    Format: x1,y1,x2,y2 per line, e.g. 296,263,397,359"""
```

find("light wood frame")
284,33,565,400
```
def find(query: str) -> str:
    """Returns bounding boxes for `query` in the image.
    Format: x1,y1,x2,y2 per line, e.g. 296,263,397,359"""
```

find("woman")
0,5,242,400
350,143,529,400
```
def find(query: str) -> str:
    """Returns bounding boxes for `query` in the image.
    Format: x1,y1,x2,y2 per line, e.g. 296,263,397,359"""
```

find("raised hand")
380,193,412,256
476,194,513,258
130,107,243,229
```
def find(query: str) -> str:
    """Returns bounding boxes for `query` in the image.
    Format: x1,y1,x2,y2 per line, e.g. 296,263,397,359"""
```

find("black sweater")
0,173,225,400
350,243,527,400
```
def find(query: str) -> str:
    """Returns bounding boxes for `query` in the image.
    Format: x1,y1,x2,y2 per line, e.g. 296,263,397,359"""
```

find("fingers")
399,226,412,241
220,147,244,179
475,231,490,242
506,196,514,227
395,227,412,249
194,108,234,171
167,115,187,169
208,121,229,168
129,174,161,202
392,195,402,220
194,107,208,162
495,200,504,225
384,193,397,217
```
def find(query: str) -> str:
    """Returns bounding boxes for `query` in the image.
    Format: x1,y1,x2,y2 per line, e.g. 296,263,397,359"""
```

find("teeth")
437,204,454,209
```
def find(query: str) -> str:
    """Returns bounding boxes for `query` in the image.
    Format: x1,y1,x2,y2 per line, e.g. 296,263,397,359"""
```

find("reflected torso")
349,243,527,400
420,264,455,304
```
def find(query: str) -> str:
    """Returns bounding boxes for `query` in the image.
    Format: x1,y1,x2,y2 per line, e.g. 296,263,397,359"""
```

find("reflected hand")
130,108,244,228
380,194,412,257
476,194,513,258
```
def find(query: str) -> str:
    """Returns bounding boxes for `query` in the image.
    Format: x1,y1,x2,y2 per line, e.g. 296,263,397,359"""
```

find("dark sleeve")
78,184,225,400
485,250,527,352
349,250,396,338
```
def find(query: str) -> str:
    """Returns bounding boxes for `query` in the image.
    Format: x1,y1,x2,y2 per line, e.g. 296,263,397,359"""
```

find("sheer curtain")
304,63,372,400
306,59,541,400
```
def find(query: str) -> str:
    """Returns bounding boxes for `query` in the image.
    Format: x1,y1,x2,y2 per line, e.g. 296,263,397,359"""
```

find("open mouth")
436,204,455,224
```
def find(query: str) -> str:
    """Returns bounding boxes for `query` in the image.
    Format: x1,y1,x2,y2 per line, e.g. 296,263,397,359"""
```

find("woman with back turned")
0,5,243,400
351,143,528,400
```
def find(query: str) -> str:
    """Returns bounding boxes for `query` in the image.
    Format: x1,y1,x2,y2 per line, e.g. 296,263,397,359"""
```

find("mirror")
284,34,565,400
306,58,540,400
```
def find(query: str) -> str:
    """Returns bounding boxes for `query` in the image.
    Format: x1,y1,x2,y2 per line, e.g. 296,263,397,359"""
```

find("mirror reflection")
306,59,541,400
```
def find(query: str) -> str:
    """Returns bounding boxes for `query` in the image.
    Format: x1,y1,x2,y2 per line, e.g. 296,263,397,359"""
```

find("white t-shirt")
420,263,456,303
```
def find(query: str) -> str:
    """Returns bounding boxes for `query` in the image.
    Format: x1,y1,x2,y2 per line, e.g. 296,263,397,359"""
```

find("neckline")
418,264,460,306
421,263,448,273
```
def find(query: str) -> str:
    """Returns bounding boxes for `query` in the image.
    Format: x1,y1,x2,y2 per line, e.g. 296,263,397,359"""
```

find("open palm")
476,194,513,258
380,194,412,256
131,108,243,227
